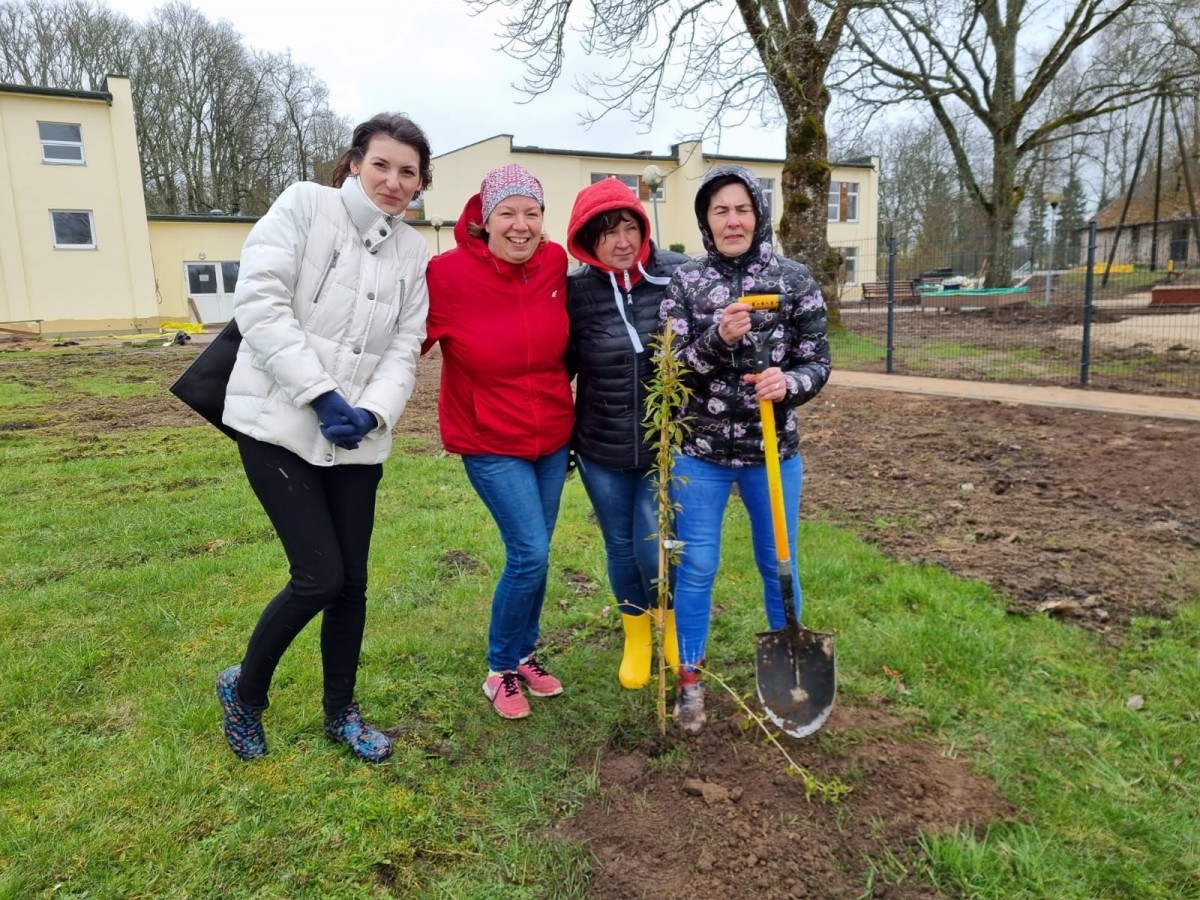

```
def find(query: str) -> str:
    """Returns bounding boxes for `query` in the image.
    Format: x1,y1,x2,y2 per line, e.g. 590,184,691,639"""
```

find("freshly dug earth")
6,337,1198,898
802,385,1200,636
407,352,1200,899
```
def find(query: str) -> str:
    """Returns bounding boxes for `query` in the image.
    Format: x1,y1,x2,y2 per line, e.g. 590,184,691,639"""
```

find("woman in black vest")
566,178,689,689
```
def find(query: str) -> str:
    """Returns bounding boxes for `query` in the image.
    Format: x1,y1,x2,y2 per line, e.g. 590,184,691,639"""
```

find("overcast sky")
101,0,788,161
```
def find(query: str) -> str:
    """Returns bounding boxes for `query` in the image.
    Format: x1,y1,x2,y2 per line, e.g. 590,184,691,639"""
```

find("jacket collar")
340,177,401,255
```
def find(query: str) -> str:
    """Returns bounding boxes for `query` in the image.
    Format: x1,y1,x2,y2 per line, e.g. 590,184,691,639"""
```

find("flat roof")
147,214,260,223
440,133,873,168
0,82,112,104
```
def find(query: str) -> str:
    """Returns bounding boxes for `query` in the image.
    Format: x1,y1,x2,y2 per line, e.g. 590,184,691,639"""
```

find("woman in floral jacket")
657,164,831,735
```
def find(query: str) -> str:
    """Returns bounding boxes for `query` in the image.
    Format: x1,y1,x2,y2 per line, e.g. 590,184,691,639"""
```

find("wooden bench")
860,280,920,309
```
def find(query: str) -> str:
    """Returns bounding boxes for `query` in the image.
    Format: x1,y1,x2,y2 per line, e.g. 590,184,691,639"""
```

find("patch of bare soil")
559,700,1012,900
12,340,1197,897
801,387,1200,637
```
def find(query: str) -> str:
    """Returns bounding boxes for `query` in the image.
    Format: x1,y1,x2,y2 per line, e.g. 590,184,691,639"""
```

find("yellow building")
1,77,878,333
147,215,258,325
0,76,256,334
419,134,880,288
0,76,159,333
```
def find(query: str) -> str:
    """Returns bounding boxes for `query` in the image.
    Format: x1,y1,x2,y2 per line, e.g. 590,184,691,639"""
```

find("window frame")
760,177,774,221
590,172,664,202
38,121,86,165
838,246,858,285
827,181,861,223
220,261,240,293
50,209,97,249
845,182,860,223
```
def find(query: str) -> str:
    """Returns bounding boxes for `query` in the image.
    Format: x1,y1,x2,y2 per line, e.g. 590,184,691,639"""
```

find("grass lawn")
1,347,1198,898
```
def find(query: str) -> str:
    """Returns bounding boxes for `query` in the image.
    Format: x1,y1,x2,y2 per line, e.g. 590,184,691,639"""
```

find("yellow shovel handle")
742,291,789,563
759,397,790,563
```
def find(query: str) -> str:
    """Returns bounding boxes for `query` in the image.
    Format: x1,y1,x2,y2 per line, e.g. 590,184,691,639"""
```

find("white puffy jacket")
223,177,429,465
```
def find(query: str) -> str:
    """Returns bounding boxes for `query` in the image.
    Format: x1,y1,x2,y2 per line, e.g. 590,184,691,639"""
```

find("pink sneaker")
483,671,531,719
517,656,563,697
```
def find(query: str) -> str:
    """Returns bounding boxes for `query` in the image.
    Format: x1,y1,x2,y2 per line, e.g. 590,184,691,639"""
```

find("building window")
221,262,240,293
50,210,96,248
837,247,858,285
39,122,85,164
759,178,774,220
827,181,860,223
188,264,217,295
590,172,664,202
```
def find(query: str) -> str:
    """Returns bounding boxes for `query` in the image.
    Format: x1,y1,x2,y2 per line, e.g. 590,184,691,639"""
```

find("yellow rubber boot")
619,612,653,689
653,607,681,671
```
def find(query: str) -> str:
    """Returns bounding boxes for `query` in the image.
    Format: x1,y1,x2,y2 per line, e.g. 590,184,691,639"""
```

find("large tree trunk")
776,84,841,328
986,137,1019,287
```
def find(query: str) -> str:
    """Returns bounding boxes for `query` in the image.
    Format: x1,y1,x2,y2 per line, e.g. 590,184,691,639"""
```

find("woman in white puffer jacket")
215,113,430,764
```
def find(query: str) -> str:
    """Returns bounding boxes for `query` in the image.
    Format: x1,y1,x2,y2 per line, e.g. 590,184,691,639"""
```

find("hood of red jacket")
566,178,652,283
452,193,485,249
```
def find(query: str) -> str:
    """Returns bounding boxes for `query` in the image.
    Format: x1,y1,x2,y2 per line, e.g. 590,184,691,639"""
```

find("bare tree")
468,0,862,301
1,0,349,215
0,0,136,88
836,0,1196,286
266,52,350,186
862,119,956,254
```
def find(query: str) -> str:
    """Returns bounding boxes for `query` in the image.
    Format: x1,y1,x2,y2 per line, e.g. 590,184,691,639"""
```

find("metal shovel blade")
754,624,836,738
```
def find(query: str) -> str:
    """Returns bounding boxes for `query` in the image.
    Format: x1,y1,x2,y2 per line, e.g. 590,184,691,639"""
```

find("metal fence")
830,223,1200,397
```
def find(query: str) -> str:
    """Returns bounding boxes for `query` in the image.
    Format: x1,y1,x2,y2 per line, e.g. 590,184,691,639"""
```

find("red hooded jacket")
423,193,573,459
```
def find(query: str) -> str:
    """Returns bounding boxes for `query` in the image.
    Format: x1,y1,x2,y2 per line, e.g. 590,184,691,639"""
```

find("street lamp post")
1043,192,1061,306
641,164,664,244
430,215,444,254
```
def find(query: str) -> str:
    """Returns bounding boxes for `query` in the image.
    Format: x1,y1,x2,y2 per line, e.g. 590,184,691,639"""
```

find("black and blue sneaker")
324,703,393,763
216,665,267,760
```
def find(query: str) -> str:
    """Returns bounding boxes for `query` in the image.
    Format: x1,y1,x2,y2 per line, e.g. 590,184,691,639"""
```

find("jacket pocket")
302,249,341,329
313,250,340,304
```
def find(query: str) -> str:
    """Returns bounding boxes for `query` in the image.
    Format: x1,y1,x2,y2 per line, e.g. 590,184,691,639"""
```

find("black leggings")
234,435,383,716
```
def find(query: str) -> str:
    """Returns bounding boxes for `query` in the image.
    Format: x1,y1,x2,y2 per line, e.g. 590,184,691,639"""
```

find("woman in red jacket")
424,164,574,720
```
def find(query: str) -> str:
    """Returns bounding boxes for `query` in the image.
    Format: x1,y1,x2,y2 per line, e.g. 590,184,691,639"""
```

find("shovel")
743,294,836,738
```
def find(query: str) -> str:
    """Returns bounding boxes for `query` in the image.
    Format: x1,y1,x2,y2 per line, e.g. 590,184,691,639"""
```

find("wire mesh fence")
828,224,1200,397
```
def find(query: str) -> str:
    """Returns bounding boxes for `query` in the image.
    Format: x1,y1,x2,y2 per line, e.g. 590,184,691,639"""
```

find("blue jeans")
462,445,570,672
671,452,802,669
576,454,664,615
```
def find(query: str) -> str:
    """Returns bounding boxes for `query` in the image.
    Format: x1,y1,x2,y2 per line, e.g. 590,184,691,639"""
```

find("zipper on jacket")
728,261,747,467
631,340,643,463
312,250,340,305
623,277,644,464
393,277,406,332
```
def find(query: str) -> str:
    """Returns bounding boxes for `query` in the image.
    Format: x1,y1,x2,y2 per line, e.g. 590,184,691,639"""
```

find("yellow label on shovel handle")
742,293,780,311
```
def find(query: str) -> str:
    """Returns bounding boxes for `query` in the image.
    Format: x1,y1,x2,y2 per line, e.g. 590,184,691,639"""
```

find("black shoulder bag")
168,318,242,441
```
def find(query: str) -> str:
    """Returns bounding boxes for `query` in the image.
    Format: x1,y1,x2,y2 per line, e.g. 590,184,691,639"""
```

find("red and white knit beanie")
480,164,545,222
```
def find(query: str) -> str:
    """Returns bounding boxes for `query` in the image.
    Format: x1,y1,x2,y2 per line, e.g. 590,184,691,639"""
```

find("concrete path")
829,370,1200,423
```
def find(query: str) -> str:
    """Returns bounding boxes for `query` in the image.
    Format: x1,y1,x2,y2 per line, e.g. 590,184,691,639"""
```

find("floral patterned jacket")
657,165,831,467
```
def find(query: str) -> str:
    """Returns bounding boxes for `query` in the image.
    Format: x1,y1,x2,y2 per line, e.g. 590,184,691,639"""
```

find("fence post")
1080,221,1097,385
886,235,896,374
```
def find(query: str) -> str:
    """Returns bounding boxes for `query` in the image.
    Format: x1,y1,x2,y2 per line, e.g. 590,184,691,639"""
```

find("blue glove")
347,407,378,442
311,391,360,449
